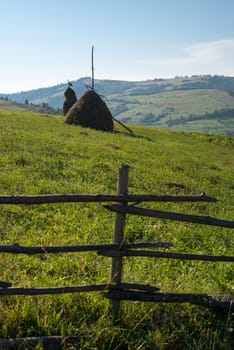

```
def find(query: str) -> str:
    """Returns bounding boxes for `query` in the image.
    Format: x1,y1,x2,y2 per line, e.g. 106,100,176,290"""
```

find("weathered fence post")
110,164,129,320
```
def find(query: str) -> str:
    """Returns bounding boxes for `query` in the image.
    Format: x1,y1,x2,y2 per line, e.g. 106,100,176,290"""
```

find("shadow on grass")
114,130,155,142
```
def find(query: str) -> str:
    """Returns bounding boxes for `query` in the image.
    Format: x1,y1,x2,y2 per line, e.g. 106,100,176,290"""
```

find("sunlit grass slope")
0,109,233,349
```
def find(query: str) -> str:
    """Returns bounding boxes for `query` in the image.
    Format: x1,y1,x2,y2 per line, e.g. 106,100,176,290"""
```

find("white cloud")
140,38,234,78
180,38,234,66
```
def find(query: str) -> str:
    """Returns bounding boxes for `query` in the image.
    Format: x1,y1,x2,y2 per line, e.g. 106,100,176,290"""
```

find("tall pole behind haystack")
91,45,94,90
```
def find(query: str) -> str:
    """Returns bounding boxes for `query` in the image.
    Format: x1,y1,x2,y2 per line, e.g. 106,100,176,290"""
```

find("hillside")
0,97,59,115
111,89,234,135
0,109,233,348
1,75,234,136
2,75,234,108
0,98,26,111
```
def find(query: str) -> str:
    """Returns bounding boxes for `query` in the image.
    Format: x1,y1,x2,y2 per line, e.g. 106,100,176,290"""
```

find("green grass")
0,109,233,349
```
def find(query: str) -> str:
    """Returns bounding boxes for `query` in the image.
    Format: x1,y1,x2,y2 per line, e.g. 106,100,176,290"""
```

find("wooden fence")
0,164,233,347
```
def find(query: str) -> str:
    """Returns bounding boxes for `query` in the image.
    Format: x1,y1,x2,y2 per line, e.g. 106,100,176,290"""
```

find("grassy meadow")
0,109,233,349
109,89,234,135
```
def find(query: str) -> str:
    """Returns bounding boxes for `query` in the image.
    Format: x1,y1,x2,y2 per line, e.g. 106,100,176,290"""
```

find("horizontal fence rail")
99,249,234,261
0,283,161,296
0,284,109,296
105,291,233,312
0,193,217,204
1,243,232,261
0,242,173,254
105,204,234,228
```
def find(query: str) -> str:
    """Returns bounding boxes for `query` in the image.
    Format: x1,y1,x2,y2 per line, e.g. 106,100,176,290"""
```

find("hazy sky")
1,0,234,93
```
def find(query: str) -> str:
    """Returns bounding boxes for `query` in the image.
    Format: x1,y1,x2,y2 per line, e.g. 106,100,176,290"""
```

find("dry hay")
63,87,77,115
64,90,114,132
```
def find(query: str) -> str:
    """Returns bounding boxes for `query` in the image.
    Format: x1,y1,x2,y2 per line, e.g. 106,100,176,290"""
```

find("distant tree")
25,99,29,105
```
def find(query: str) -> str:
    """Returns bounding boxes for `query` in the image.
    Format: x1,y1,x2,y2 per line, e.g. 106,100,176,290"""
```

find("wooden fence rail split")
0,193,217,205
105,204,234,228
105,290,234,312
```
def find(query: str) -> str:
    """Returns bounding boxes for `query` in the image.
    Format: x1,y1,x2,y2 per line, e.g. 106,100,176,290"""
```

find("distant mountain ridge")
1,75,234,135
0,77,136,109
1,75,234,109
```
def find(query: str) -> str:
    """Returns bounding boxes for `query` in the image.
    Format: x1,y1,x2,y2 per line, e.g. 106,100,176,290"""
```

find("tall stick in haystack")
64,45,133,134
91,45,94,90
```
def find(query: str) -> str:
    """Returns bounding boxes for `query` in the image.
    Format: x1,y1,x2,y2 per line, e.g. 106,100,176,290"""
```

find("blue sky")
1,0,234,93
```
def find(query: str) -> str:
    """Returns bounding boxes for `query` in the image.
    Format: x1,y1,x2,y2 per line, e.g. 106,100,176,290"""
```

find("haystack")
63,86,77,115
64,90,114,132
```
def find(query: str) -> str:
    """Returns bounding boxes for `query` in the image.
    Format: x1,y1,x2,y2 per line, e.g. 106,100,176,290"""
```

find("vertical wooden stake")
110,164,129,321
91,45,94,90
